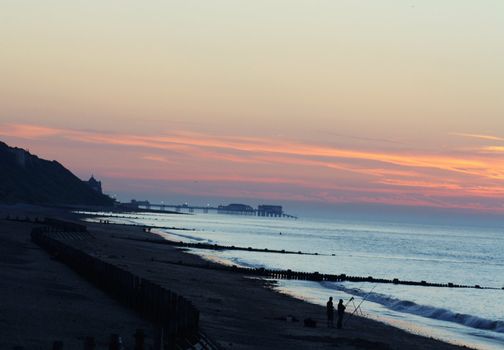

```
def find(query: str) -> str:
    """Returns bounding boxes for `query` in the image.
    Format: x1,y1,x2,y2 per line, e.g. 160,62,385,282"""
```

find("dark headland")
0,141,113,206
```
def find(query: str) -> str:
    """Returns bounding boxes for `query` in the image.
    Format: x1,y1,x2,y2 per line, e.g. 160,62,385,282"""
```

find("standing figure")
337,299,346,329
326,297,334,327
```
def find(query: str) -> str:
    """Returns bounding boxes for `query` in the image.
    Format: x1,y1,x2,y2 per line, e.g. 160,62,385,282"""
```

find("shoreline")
152,228,486,350
81,210,480,349
1,205,479,349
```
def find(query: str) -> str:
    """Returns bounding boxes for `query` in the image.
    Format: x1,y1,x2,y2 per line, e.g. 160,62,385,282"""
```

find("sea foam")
323,283,504,334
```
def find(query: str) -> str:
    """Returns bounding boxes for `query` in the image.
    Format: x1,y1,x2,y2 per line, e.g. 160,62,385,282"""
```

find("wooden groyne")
93,220,196,231
31,225,201,349
152,259,502,291
116,236,323,256
114,236,502,290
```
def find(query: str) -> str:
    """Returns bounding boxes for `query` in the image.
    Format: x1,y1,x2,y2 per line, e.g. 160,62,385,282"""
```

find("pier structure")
257,205,283,217
122,200,297,218
217,203,255,215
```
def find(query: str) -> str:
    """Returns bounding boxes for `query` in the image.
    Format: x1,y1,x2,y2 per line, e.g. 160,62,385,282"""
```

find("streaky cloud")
3,122,504,212
450,132,504,142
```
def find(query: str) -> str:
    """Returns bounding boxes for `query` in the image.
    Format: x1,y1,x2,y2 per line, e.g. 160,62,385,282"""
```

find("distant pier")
121,201,298,219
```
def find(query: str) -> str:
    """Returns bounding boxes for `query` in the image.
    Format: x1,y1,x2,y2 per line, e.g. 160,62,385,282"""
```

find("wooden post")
154,326,164,350
134,329,145,350
109,334,124,350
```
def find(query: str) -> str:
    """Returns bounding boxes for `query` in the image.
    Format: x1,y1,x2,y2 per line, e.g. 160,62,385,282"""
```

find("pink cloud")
0,123,63,139
3,122,504,212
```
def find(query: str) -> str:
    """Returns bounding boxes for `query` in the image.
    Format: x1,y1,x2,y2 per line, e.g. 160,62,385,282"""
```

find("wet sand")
0,205,474,349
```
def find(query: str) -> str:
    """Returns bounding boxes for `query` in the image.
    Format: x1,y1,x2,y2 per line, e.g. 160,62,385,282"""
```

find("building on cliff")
86,175,103,194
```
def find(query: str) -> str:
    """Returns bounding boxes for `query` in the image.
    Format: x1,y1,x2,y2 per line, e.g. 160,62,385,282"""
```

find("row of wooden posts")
242,267,487,289
155,259,498,290
121,235,497,290
120,236,322,256
31,226,201,349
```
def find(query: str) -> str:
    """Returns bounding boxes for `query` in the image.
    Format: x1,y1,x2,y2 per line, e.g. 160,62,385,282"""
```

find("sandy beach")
0,205,474,350
0,207,155,349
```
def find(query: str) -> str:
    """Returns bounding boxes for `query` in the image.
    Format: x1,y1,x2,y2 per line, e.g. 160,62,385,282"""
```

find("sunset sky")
1,1,504,215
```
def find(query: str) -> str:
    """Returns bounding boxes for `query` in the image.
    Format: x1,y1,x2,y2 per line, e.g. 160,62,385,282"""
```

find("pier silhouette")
122,201,298,219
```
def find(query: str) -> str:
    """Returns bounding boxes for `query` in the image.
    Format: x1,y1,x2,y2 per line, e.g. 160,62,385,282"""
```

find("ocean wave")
323,283,504,334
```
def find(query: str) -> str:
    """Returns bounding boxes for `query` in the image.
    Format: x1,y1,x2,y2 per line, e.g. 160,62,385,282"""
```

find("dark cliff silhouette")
0,141,114,206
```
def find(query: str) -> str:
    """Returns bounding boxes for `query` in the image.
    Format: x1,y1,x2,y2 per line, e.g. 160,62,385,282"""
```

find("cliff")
0,141,114,206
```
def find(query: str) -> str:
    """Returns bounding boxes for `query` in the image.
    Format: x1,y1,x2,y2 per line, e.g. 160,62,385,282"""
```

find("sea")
81,211,504,350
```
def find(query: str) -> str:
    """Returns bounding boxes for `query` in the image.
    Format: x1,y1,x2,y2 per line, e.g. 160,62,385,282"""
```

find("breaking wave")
323,283,504,334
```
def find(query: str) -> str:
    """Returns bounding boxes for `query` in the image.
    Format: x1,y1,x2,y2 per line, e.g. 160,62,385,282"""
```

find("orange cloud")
1,121,499,177
479,146,504,153
4,122,504,211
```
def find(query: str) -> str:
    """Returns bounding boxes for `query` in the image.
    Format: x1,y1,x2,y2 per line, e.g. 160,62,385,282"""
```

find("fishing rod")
344,296,354,307
344,285,376,326
343,296,363,319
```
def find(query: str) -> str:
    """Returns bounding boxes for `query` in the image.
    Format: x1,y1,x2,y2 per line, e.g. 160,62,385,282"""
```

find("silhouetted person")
326,297,334,327
337,299,346,329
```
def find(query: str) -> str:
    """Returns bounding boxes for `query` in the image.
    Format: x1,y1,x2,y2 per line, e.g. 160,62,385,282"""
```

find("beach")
0,205,477,350
0,207,155,349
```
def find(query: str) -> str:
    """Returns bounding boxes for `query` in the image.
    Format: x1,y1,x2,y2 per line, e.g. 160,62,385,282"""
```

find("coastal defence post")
30,222,202,350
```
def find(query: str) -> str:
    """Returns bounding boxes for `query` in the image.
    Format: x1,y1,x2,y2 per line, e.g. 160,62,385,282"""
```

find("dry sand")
0,215,155,349
0,205,474,349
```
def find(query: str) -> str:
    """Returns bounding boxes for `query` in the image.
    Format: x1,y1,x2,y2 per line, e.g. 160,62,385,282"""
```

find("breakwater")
117,237,502,290
31,225,201,349
152,257,501,291
117,236,322,256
